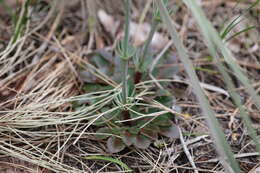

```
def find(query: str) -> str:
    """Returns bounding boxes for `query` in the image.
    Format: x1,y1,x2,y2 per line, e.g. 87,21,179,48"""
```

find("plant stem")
122,60,128,104
12,0,31,44
123,0,130,54
122,0,131,104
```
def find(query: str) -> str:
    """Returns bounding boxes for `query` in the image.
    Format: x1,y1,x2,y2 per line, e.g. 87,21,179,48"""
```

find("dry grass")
0,0,259,172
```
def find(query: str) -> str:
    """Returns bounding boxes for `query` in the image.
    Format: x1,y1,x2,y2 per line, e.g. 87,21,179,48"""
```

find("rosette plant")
76,0,181,153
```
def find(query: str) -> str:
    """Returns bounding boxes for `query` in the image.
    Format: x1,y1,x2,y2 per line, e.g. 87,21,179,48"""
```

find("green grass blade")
221,16,242,39
221,0,259,39
247,0,260,11
156,1,241,172
207,39,260,152
11,0,31,44
225,25,256,42
183,0,260,110
85,155,132,172
182,0,260,153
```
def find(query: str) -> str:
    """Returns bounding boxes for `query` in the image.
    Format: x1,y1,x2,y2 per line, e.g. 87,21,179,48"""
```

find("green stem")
12,0,31,44
123,0,130,55
122,60,128,104
122,0,131,104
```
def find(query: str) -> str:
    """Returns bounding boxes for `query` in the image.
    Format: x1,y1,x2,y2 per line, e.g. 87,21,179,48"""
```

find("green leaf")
220,0,260,39
155,95,173,107
133,135,152,149
95,127,112,139
152,114,172,127
107,137,125,153
93,55,111,75
83,83,113,93
195,67,218,74
122,131,135,146
85,156,132,172
127,79,135,97
225,25,256,42
128,126,140,135
220,15,242,39
111,127,125,135
140,128,158,140
156,88,171,97
93,108,120,126
116,40,135,60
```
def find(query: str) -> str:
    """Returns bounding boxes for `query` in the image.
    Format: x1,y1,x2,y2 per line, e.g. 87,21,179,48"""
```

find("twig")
198,152,260,163
178,127,199,173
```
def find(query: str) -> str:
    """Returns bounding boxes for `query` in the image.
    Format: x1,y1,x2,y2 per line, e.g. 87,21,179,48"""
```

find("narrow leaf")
85,156,132,172
156,1,241,172
182,0,260,152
